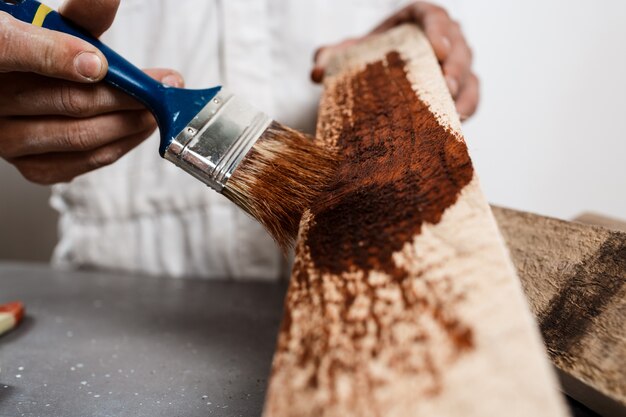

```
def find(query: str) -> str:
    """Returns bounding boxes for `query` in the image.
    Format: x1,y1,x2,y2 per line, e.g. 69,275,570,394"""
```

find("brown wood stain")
307,51,474,276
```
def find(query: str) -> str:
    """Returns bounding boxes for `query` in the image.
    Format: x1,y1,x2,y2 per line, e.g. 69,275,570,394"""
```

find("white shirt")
48,0,458,280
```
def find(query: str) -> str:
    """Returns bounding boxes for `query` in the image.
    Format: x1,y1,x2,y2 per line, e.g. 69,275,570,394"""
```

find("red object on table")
0,301,25,336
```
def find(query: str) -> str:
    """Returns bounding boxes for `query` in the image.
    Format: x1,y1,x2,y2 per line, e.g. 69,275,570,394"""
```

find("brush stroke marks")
307,51,474,275
271,50,476,416
539,231,626,376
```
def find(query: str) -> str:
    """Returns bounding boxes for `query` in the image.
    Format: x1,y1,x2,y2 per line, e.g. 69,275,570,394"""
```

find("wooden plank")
263,25,568,417
493,206,626,417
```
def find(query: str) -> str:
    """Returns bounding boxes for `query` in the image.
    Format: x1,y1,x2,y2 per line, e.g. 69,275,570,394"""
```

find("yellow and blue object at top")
0,0,222,156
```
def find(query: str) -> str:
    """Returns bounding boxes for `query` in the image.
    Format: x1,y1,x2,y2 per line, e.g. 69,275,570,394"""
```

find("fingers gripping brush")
0,0,336,250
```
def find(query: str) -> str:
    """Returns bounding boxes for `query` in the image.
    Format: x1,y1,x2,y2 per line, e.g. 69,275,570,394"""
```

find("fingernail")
459,113,469,122
445,76,459,97
311,67,325,83
74,52,103,80
162,74,183,88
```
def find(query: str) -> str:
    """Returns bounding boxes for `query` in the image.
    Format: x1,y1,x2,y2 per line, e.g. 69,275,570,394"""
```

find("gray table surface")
0,263,287,417
0,263,598,417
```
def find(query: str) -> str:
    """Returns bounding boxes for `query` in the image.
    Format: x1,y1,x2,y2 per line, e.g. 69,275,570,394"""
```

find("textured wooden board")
262,25,567,417
494,206,626,417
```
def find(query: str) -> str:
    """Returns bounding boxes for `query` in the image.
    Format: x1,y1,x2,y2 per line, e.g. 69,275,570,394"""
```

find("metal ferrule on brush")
164,89,272,192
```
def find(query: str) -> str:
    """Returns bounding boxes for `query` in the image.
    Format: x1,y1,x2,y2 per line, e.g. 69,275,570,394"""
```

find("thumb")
59,0,120,38
0,12,107,82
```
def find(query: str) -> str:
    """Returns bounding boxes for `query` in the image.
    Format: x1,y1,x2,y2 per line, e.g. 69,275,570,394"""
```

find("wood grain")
262,25,568,417
494,206,626,417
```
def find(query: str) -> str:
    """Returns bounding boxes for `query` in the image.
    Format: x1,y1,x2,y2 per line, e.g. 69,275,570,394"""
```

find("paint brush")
1,0,336,250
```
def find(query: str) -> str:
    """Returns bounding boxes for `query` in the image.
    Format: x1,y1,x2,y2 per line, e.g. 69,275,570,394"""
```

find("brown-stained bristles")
222,121,337,252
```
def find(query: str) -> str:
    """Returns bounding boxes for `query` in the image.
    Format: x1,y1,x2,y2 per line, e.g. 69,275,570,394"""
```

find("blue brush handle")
0,0,221,155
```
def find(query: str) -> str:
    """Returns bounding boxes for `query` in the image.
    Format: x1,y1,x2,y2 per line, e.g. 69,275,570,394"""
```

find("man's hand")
0,0,183,185
312,2,479,121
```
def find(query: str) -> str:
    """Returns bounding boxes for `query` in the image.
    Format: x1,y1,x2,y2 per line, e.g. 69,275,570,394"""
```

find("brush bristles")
222,121,337,252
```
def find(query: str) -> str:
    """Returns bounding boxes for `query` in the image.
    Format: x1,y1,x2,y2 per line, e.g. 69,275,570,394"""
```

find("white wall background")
1,0,625,261
459,0,626,220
